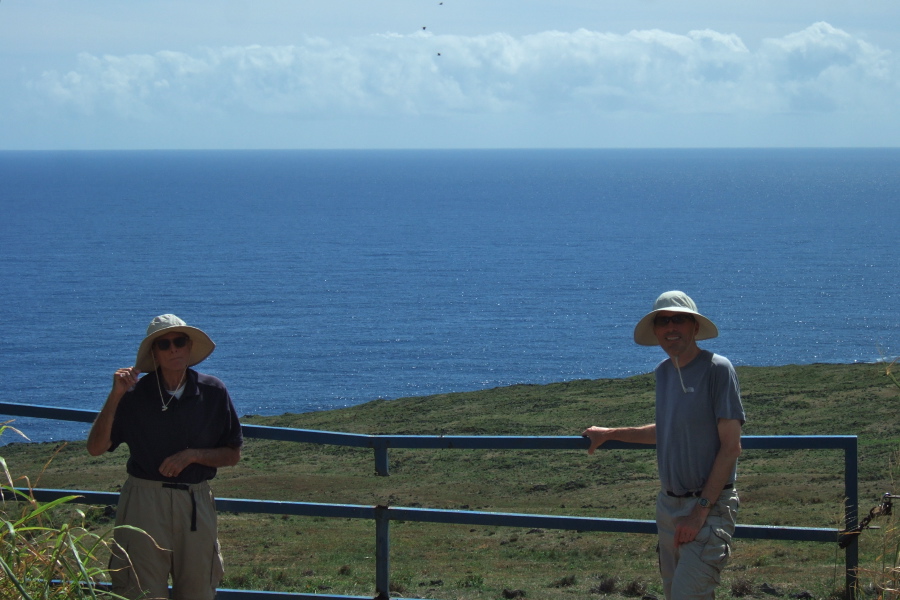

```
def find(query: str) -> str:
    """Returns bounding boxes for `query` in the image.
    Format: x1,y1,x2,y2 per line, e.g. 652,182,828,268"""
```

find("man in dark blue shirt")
88,314,242,600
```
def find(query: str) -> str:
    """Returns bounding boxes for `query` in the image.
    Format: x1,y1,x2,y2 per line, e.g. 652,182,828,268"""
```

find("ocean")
1,148,898,444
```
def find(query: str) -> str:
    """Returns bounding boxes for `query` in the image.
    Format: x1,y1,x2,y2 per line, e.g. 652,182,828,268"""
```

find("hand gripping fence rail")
0,401,865,599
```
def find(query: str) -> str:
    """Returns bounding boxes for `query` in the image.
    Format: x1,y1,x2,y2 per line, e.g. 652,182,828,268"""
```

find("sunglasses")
653,314,695,327
155,335,190,351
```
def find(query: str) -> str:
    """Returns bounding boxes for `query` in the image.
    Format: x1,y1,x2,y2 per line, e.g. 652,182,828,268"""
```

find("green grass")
2,363,899,599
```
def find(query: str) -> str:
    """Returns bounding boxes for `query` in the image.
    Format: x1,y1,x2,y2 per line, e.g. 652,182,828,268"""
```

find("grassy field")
2,362,899,599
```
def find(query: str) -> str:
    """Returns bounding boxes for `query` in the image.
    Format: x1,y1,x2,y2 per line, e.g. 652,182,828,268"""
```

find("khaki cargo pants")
110,476,224,600
656,488,739,599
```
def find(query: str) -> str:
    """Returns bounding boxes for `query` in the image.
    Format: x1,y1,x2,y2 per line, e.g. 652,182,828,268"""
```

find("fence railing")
1,401,860,599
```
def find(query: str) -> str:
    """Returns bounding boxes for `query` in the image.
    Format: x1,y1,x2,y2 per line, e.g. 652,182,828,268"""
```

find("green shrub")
1,423,126,600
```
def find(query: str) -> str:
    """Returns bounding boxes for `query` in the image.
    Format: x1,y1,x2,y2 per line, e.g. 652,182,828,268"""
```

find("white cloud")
26,22,898,122
756,22,894,112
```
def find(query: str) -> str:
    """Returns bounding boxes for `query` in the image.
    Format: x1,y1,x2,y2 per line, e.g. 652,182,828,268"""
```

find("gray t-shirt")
655,350,745,495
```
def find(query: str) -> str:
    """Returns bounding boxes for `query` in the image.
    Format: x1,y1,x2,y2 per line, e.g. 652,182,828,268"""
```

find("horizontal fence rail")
18,488,842,543
1,401,860,598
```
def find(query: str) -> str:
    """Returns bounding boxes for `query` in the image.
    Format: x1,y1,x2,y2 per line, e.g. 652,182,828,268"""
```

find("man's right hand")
581,426,613,455
111,367,140,397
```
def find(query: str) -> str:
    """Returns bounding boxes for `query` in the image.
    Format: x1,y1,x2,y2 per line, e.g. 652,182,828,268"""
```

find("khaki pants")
110,476,224,600
656,488,739,599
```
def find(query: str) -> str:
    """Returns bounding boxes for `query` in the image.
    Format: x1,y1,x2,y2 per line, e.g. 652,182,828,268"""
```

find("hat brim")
135,325,216,373
633,307,718,346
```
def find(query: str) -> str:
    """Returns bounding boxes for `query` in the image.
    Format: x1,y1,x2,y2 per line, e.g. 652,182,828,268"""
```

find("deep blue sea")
1,149,898,444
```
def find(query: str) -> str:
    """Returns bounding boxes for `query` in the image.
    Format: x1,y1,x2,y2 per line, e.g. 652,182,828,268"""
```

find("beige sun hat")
633,291,719,347
134,314,216,372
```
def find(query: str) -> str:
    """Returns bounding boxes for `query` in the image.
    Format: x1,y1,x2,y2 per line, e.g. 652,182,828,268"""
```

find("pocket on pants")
211,540,225,588
108,540,131,585
697,524,732,567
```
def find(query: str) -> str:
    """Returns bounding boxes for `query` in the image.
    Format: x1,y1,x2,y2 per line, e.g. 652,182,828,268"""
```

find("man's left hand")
159,449,196,478
674,505,709,547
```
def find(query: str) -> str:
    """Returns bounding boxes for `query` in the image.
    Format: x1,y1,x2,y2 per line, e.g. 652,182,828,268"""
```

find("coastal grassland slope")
3,363,898,599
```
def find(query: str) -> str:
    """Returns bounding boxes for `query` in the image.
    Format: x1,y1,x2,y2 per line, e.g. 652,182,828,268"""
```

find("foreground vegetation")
1,423,125,599
2,363,899,599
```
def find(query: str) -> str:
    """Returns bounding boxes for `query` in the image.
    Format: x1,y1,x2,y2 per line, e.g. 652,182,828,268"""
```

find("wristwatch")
698,497,714,509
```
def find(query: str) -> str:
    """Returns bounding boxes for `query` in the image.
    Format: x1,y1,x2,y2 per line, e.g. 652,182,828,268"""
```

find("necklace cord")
673,355,690,394
152,354,186,411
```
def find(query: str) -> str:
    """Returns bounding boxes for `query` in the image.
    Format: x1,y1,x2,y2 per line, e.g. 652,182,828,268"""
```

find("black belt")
666,483,733,498
162,483,198,531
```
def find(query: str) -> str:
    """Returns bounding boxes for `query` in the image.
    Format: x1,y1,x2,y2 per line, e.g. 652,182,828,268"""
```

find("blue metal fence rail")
1,401,860,598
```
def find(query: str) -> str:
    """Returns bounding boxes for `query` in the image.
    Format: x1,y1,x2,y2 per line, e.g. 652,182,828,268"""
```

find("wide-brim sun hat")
633,290,719,346
134,314,216,372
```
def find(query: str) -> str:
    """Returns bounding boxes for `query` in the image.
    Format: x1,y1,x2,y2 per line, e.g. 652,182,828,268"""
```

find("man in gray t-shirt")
583,291,745,599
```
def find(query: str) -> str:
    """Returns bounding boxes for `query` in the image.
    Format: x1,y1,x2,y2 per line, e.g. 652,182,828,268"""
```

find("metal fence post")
845,437,859,599
375,505,390,599
374,440,390,476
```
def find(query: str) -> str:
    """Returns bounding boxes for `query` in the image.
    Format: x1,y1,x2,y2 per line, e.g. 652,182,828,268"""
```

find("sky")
2,0,899,150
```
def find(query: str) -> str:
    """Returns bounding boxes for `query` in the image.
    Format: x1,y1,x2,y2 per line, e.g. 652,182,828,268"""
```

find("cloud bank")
28,22,895,122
